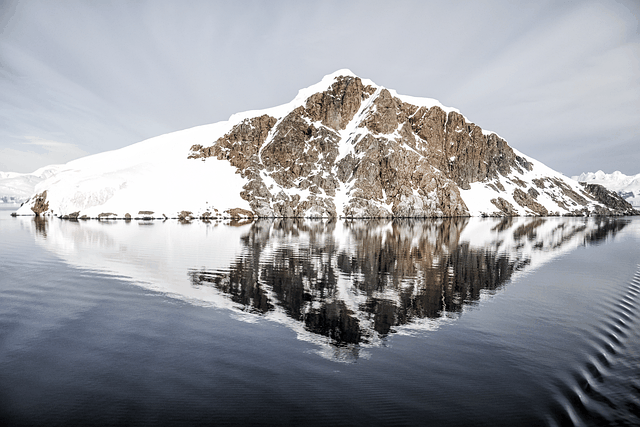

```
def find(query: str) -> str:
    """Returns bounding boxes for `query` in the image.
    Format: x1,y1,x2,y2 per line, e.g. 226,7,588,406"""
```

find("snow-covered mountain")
0,165,61,204
572,171,640,207
15,70,638,218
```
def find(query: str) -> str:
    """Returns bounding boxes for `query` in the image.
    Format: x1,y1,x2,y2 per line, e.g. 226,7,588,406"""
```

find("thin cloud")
0,137,88,173
0,0,638,175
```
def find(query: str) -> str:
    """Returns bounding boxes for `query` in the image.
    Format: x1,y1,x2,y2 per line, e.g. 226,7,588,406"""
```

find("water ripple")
551,265,640,426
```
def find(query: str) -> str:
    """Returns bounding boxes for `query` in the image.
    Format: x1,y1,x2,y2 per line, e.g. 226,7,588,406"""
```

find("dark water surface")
1,206,639,426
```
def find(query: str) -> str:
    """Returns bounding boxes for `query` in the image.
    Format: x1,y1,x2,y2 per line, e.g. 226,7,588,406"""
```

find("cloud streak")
0,137,88,172
0,0,638,175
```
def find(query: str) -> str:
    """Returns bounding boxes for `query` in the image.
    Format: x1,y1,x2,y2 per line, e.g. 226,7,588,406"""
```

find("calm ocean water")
1,205,639,426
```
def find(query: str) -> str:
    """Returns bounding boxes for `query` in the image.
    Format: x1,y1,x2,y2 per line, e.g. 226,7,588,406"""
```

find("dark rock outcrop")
491,198,517,216
30,191,49,216
581,183,640,215
512,188,548,216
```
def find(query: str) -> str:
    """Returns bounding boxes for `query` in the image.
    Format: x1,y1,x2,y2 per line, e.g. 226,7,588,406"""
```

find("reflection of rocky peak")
189,71,637,218
26,213,632,362
189,217,629,357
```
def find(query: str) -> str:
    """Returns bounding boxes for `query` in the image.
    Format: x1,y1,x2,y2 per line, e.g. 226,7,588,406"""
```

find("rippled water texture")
1,207,639,426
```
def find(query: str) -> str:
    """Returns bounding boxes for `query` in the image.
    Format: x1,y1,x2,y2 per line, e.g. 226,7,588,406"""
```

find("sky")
0,0,638,176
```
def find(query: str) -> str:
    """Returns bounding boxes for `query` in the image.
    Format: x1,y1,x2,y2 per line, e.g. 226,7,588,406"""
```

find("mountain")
15,70,638,219
0,165,61,204
572,171,640,208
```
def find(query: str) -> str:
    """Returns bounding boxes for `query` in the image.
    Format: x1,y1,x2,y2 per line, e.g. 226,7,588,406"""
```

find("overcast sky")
0,0,638,176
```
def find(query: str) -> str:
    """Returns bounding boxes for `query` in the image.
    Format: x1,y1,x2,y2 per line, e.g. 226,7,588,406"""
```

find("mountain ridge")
0,165,62,204
572,170,640,207
15,70,638,219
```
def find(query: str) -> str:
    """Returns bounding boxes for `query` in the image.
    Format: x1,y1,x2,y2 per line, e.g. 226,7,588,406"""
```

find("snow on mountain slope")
572,170,640,207
15,70,638,218
17,123,250,218
0,165,62,203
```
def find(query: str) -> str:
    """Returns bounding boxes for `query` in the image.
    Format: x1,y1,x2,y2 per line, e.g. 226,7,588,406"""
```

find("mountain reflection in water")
188,217,629,353
8,209,638,425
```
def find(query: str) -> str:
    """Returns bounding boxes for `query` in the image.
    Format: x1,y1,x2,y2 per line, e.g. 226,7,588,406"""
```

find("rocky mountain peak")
303,75,368,130
16,71,638,219
187,70,626,218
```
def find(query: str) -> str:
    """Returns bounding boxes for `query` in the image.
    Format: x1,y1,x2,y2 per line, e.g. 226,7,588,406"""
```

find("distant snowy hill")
572,171,640,207
0,166,61,204
15,70,637,218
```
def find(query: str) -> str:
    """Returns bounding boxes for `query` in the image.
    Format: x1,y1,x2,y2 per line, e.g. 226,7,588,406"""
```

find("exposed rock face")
190,76,379,218
512,188,549,216
225,208,254,219
97,213,117,219
30,191,49,216
18,70,637,220
580,183,640,215
490,198,517,216
190,75,536,218
403,108,529,190
187,72,635,218
304,76,365,130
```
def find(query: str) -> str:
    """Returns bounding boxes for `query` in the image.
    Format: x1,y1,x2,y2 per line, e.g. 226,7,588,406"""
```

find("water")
1,205,639,426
